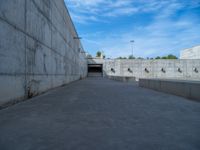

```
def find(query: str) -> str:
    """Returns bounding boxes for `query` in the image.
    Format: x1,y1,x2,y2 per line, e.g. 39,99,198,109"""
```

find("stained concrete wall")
89,59,200,81
0,0,87,106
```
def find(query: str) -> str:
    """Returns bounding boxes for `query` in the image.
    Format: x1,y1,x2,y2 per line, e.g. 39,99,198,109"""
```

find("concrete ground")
0,77,200,150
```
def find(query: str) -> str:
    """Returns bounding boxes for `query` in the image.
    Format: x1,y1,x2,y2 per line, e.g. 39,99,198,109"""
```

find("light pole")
73,36,85,55
73,37,82,40
130,40,134,57
129,40,134,76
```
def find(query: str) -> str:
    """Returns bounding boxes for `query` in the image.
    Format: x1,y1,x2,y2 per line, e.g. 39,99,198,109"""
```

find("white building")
180,45,200,59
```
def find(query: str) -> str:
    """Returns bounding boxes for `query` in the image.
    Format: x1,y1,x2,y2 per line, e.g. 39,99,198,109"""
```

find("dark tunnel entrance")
88,64,103,77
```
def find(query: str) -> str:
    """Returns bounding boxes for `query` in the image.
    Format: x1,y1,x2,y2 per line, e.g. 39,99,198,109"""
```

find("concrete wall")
107,76,136,82
89,59,200,81
180,45,200,59
0,0,87,106
139,78,200,101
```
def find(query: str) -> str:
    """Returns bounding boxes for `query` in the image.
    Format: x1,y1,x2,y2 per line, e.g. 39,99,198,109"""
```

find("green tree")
167,54,178,59
117,57,127,59
128,55,135,59
160,54,177,59
96,51,101,57
137,57,144,59
155,56,161,59
161,56,167,59
117,57,122,59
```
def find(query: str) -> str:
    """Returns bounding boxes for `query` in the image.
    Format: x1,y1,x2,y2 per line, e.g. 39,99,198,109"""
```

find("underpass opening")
88,64,103,77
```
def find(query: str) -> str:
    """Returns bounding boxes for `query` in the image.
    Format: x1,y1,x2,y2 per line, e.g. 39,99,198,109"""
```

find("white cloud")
67,0,200,18
65,0,200,58
66,0,197,23
65,0,140,23
69,12,99,24
104,7,139,17
100,17,200,58
83,14,200,58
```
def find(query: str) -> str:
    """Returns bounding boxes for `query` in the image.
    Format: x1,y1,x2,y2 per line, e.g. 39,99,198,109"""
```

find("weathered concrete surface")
0,77,200,150
89,59,200,81
139,78,200,101
0,0,87,106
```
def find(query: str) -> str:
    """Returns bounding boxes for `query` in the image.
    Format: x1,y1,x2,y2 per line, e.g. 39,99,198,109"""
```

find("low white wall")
106,76,136,82
139,78,200,101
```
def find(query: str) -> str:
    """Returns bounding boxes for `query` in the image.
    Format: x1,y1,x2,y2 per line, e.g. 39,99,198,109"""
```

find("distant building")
180,45,200,59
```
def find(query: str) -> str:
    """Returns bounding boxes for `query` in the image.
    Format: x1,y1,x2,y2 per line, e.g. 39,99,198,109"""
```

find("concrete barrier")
107,76,136,82
139,78,200,101
89,59,200,81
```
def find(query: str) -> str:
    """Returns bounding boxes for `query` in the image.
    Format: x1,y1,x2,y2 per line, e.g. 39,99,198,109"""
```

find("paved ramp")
0,77,200,150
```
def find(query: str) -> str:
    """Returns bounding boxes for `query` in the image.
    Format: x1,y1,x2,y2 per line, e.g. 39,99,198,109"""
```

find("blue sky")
65,0,200,58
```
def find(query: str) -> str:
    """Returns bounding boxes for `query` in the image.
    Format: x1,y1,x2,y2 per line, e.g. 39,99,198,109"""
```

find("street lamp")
129,40,135,76
130,40,134,57
73,37,82,40
74,38,82,53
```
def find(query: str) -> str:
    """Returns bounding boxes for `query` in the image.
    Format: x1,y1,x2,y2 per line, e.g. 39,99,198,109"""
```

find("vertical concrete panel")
0,21,26,74
26,37,52,75
0,0,87,105
33,0,51,21
141,60,154,79
27,75,52,96
0,0,25,31
132,60,142,79
26,0,52,46
189,83,200,100
160,81,189,97
174,60,185,79
0,76,25,106
51,26,65,55
0,20,26,104
187,60,200,80
121,60,132,77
